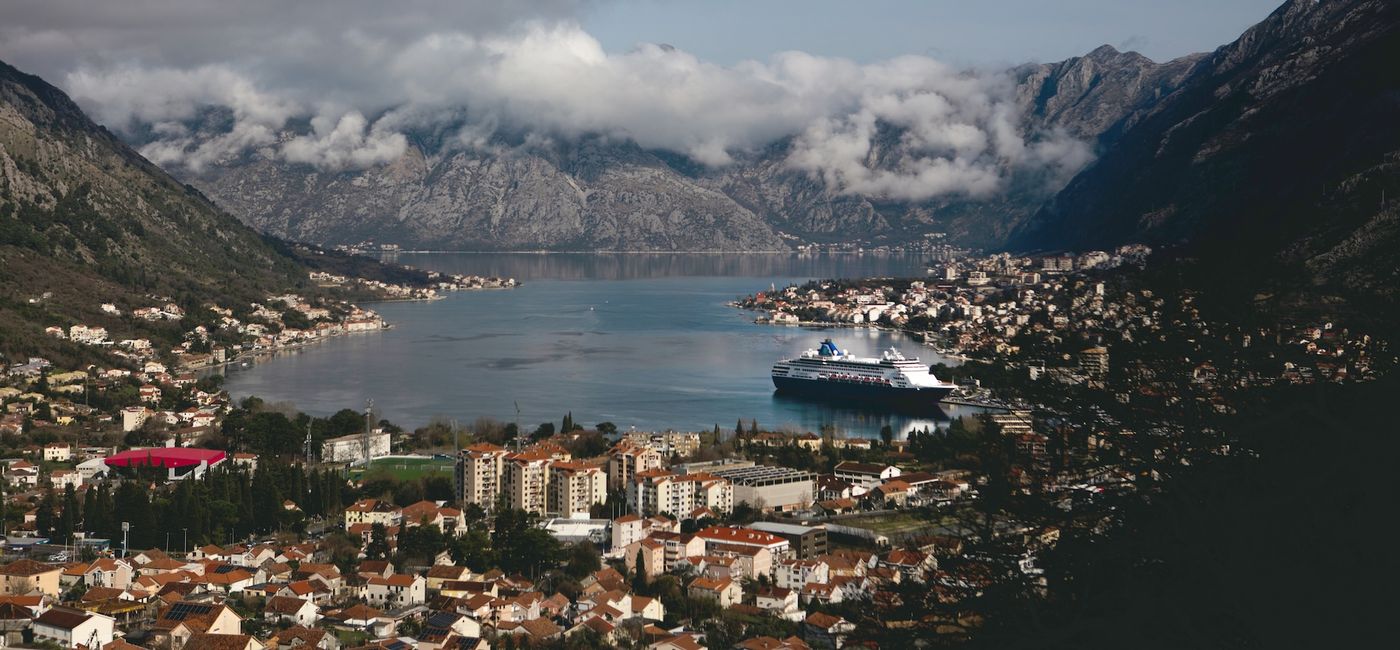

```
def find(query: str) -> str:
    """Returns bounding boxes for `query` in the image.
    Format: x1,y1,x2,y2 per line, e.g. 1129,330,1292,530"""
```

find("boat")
771,339,957,406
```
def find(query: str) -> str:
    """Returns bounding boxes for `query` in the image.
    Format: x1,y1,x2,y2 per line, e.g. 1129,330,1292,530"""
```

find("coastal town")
0,240,1390,649
737,245,1389,401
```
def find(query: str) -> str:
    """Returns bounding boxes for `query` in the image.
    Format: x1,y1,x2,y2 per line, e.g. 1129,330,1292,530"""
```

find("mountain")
1013,0,1400,308
148,47,1201,252
0,60,310,363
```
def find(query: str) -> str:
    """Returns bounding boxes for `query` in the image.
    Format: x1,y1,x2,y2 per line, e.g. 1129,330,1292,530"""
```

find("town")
0,240,1391,650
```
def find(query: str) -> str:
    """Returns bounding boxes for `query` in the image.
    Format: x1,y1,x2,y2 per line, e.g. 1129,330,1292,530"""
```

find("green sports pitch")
349,456,455,480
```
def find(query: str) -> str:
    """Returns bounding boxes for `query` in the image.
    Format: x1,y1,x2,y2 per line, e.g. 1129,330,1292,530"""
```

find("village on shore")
0,248,1389,650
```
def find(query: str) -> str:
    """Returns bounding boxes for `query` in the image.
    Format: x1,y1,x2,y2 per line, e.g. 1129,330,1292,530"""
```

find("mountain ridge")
1011,0,1400,309
0,59,310,364
146,46,1201,252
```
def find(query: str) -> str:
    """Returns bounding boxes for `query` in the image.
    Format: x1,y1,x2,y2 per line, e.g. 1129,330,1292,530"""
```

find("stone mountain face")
164,47,1200,252
0,59,310,361
1012,0,1400,307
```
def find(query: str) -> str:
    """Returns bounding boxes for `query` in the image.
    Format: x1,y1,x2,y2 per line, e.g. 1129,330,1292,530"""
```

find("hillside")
1012,0,1400,311
0,59,311,364
138,47,1200,252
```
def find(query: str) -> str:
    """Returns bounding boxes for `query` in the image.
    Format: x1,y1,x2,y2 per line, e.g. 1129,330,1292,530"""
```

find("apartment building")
456,443,510,512
547,461,607,518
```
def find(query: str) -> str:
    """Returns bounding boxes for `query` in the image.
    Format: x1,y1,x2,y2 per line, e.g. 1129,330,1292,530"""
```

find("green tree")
880,424,894,447
365,523,390,560
35,490,55,539
633,549,648,592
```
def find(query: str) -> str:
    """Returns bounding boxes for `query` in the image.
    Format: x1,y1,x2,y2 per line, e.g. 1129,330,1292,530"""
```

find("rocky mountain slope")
1013,0,1400,306
0,60,310,362
163,46,1201,251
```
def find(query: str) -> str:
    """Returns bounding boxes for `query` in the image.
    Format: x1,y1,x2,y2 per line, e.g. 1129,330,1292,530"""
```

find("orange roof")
694,526,787,547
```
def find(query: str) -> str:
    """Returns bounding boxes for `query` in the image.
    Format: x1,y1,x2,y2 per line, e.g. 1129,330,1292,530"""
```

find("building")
749,522,828,559
504,450,556,516
694,526,792,564
120,407,151,432
456,443,510,512
151,601,244,650
104,448,226,481
264,596,320,627
607,442,663,491
688,577,742,607
0,559,62,597
832,462,901,492
542,518,611,545
547,462,607,518
42,443,72,462
320,430,391,464
622,431,702,458
362,574,426,609
1079,346,1110,379
709,465,816,512
33,607,116,648
627,471,734,517
343,499,402,529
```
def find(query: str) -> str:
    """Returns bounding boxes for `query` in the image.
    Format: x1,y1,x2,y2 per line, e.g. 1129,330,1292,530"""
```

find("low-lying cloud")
3,1,1093,201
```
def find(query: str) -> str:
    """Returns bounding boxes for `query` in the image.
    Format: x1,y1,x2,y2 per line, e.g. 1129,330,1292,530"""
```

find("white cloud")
5,2,1093,193
282,112,408,170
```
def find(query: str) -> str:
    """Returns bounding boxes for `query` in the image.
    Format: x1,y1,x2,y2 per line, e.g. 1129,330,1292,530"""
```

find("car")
48,552,68,562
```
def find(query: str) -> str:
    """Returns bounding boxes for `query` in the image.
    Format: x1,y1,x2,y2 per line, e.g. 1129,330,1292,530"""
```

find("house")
343,499,402,529
331,604,394,637
833,462,901,492
0,559,62,597
501,616,563,642
649,634,708,650
738,637,810,650
630,595,665,621
265,596,320,627
33,606,116,648
185,633,264,650
42,443,72,462
151,600,243,649
870,480,911,507
775,558,829,591
425,565,472,592
687,577,741,607
84,558,135,590
881,549,935,580
755,586,801,620
803,612,856,649
418,610,482,649
267,625,338,650
362,574,426,609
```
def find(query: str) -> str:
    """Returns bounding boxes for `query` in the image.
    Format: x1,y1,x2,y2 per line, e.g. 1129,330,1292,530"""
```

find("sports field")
350,455,454,480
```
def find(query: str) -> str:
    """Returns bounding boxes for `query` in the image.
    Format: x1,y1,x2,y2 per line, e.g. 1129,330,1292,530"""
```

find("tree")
565,542,602,578
36,490,55,539
57,485,78,542
531,422,555,442
880,424,894,447
365,523,390,560
735,419,744,440
633,549,648,592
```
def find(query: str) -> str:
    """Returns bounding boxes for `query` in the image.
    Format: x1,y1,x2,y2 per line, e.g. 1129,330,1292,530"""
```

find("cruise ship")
771,339,957,406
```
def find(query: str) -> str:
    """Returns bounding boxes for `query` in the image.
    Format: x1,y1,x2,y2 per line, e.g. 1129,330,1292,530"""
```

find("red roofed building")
104,448,225,480
693,526,791,559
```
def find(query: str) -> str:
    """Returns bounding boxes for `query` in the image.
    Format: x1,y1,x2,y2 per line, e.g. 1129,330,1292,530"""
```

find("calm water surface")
223,253,982,438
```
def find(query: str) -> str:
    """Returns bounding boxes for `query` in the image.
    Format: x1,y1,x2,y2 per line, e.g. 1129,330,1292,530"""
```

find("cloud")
282,112,408,170
1,1,1093,194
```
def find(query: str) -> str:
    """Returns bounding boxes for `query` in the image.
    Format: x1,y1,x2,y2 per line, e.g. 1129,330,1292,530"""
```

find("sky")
0,0,1286,202
581,1,1283,67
